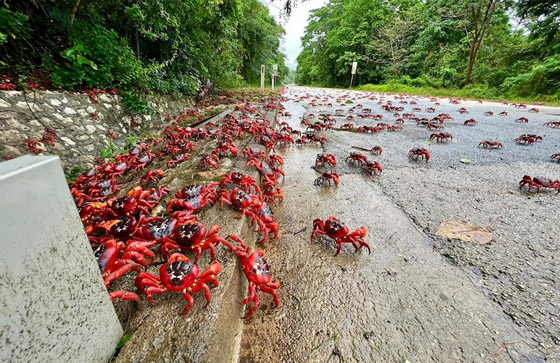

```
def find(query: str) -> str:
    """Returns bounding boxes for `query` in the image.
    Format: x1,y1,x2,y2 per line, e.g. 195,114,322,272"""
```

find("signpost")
350,61,357,88
272,64,278,91
261,65,265,95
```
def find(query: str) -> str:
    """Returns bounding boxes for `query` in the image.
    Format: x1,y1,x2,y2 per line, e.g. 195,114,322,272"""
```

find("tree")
465,0,505,85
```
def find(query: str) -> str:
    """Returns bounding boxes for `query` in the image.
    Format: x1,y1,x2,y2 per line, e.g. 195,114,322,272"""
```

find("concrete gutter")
113,108,278,362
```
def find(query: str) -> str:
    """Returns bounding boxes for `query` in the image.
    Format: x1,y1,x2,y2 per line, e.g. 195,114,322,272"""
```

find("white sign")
351,61,358,75
260,65,265,94
273,64,278,77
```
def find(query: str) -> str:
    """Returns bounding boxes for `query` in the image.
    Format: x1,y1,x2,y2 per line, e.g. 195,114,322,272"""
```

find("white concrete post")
260,65,265,95
272,64,278,91
0,156,123,363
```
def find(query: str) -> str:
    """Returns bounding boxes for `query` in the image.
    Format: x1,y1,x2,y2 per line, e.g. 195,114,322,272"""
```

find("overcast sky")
263,0,328,70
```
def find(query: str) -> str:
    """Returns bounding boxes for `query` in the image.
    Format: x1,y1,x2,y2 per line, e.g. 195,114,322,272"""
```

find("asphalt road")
238,86,560,362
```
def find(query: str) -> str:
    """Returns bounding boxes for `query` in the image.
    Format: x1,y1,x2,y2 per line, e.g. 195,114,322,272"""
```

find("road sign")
351,61,358,75
350,61,358,88
261,65,265,95
272,64,278,91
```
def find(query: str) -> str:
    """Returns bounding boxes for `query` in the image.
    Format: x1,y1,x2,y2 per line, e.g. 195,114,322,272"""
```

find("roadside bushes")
0,1,287,99
502,55,560,98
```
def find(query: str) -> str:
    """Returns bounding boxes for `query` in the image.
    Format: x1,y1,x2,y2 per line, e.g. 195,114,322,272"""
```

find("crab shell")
324,217,350,239
139,218,178,240
109,196,137,216
94,240,122,273
159,254,199,292
244,250,272,285
175,221,207,248
106,216,138,238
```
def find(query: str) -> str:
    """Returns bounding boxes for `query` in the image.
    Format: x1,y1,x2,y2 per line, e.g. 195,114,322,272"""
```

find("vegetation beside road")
0,0,287,98
295,0,560,103
356,82,560,107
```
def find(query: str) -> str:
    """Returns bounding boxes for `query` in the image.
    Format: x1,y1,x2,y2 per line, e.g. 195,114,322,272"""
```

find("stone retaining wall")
0,90,194,171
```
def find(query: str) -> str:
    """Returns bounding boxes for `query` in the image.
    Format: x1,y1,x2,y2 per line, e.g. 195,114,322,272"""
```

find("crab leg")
109,290,142,305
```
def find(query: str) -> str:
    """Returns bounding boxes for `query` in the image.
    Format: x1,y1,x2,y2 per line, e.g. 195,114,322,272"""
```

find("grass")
356,83,560,107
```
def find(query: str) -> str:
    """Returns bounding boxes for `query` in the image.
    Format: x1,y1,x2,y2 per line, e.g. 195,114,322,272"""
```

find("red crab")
227,235,279,318
262,179,284,205
167,153,192,168
362,161,382,176
519,175,560,193
315,153,337,167
427,122,444,130
135,253,221,314
528,108,539,113
430,132,453,143
132,211,197,257
24,139,43,154
515,117,529,123
167,183,218,213
515,134,542,145
252,202,279,244
220,172,262,197
268,153,284,168
409,148,430,161
161,221,235,261
499,111,508,116
371,146,383,155
479,141,503,149
96,216,139,239
484,111,494,116
215,141,238,157
311,217,370,256
94,239,147,289
544,121,560,128
141,169,164,185
551,153,560,162
0,81,16,90
346,152,368,167
314,171,340,186
198,153,220,169
242,147,266,160
247,157,285,183
464,119,478,126
219,187,262,219
341,123,354,130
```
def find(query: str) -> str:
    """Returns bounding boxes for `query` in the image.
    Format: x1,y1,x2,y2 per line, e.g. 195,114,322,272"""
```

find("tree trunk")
70,0,81,24
465,0,499,85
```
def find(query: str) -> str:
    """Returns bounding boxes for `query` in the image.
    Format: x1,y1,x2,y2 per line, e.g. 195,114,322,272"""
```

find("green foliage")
502,55,560,97
66,165,88,182
0,0,286,95
123,135,139,151
51,44,98,88
0,7,29,46
121,91,155,115
117,334,131,349
296,0,559,102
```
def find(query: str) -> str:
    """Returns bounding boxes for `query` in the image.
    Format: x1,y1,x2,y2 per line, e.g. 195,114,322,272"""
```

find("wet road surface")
237,86,560,362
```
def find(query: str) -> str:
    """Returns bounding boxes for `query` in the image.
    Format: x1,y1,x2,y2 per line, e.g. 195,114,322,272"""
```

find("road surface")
237,86,559,362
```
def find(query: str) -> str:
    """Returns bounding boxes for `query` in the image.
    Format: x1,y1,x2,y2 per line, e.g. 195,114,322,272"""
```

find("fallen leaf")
436,220,494,245
459,158,471,164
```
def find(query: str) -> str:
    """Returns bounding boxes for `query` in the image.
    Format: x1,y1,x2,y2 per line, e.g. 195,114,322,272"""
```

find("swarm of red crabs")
67,96,305,319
